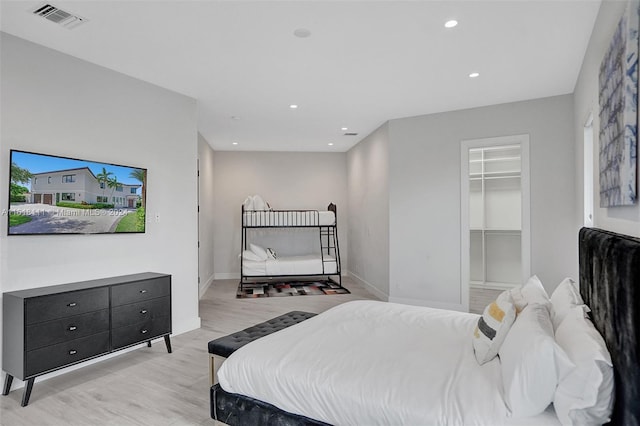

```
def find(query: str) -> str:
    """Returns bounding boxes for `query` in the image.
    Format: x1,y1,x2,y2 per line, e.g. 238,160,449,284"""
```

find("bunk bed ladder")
320,225,341,287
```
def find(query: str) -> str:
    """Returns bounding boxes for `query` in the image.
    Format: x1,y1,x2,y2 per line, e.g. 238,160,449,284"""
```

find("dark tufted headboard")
579,227,640,426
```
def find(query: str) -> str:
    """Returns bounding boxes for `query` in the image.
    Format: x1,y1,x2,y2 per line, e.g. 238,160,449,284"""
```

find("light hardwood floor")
0,277,380,426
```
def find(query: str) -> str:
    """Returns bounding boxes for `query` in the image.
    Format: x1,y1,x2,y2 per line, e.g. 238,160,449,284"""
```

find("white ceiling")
0,1,601,152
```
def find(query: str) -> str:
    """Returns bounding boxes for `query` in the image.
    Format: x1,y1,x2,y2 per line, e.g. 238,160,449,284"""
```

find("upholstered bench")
208,311,316,384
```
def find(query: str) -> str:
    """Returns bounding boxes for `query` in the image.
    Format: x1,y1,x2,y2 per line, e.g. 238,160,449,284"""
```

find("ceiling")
0,1,601,152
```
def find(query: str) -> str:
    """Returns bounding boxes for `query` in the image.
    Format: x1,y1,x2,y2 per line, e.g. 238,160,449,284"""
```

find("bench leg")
209,354,225,386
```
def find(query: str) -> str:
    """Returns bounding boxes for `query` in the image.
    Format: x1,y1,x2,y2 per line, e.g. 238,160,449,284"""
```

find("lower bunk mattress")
242,254,337,276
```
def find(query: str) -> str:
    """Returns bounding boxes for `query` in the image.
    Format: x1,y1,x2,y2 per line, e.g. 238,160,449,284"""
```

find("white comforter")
218,300,560,426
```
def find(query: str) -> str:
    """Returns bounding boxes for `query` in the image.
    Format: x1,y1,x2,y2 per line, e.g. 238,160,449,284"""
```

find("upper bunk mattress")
218,300,560,426
243,210,335,227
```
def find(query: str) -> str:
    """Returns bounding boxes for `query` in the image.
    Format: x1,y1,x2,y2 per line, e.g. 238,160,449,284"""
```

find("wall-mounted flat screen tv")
8,150,147,235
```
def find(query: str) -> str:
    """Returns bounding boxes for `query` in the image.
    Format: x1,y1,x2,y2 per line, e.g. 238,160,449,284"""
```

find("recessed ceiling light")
293,28,311,38
232,142,238,145
469,72,480,78
289,104,299,109
341,127,348,131
328,143,334,146
444,20,458,28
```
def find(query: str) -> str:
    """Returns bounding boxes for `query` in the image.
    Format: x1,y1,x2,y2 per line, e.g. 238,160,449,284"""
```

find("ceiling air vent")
344,132,359,136
32,4,86,29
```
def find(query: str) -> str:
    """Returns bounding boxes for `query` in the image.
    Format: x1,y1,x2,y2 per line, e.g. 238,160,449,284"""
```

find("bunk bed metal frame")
240,203,341,291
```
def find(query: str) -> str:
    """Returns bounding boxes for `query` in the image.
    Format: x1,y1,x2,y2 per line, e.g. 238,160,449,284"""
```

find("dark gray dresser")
2,272,172,406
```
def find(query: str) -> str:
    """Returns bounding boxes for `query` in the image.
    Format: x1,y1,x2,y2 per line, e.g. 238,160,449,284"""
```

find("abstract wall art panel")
599,0,639,207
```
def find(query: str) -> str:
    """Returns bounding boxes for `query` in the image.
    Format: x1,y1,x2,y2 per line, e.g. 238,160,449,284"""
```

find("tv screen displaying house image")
8,150,147,235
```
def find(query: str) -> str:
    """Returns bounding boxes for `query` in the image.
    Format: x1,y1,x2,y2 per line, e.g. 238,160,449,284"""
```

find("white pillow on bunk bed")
243,196,254,211
252,195,267,211
241,250,263,262
249,243,268,261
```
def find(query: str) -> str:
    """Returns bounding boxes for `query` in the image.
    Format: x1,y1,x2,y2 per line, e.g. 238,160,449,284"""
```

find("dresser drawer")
111,315,171,350
111,296,170,329
25,331,110,377
111,277,170,307
25,288,109,325
26,309,109,351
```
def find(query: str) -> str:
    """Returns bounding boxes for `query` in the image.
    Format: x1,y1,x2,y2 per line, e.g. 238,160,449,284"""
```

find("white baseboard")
347,271,389,301
388,296,466,312
214,272,239,280
199,274,215,299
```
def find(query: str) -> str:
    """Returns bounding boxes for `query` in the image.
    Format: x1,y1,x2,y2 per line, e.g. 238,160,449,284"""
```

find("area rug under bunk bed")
237,280,350,298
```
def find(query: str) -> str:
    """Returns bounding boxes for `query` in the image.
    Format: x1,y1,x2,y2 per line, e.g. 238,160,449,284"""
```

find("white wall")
0,34,200,373
198,134,216,297
387,95,575,309
573,1,640,238
346,123,390,300
212,151,348,277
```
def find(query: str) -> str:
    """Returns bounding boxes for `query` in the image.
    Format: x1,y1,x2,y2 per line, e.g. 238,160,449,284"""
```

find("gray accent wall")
198,134,216,297
211,151,348,277
346,123,390,300
388,95,575,308
573,1,640,238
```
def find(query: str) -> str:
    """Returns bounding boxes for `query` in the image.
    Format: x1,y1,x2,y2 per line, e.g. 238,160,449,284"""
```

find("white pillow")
241,250,262,262
521,275,551,307
252,195,267,211
249,243,268,261
506,275,548,314
266,248,277,260
507,285,528,314
499,303,574,418
554,305,614,426
550,278,585,331
472,290,517,365
243,196,254,211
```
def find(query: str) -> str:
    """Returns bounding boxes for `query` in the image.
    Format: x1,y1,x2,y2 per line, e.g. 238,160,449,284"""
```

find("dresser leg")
21,378,34,407
164,335,172,353
147,341,152,348
2,374,13,395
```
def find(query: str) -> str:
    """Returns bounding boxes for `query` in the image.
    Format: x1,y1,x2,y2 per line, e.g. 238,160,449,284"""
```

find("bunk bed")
240,203,341,290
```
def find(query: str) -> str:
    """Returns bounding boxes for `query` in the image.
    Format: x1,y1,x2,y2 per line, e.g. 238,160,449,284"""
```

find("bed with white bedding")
212,227,638,426
216,300,560,426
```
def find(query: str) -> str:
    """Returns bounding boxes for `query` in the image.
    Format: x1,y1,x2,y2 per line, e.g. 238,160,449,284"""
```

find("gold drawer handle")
140,309,148,314
68,326,77,331
68,350,77,355
67,302,77,307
